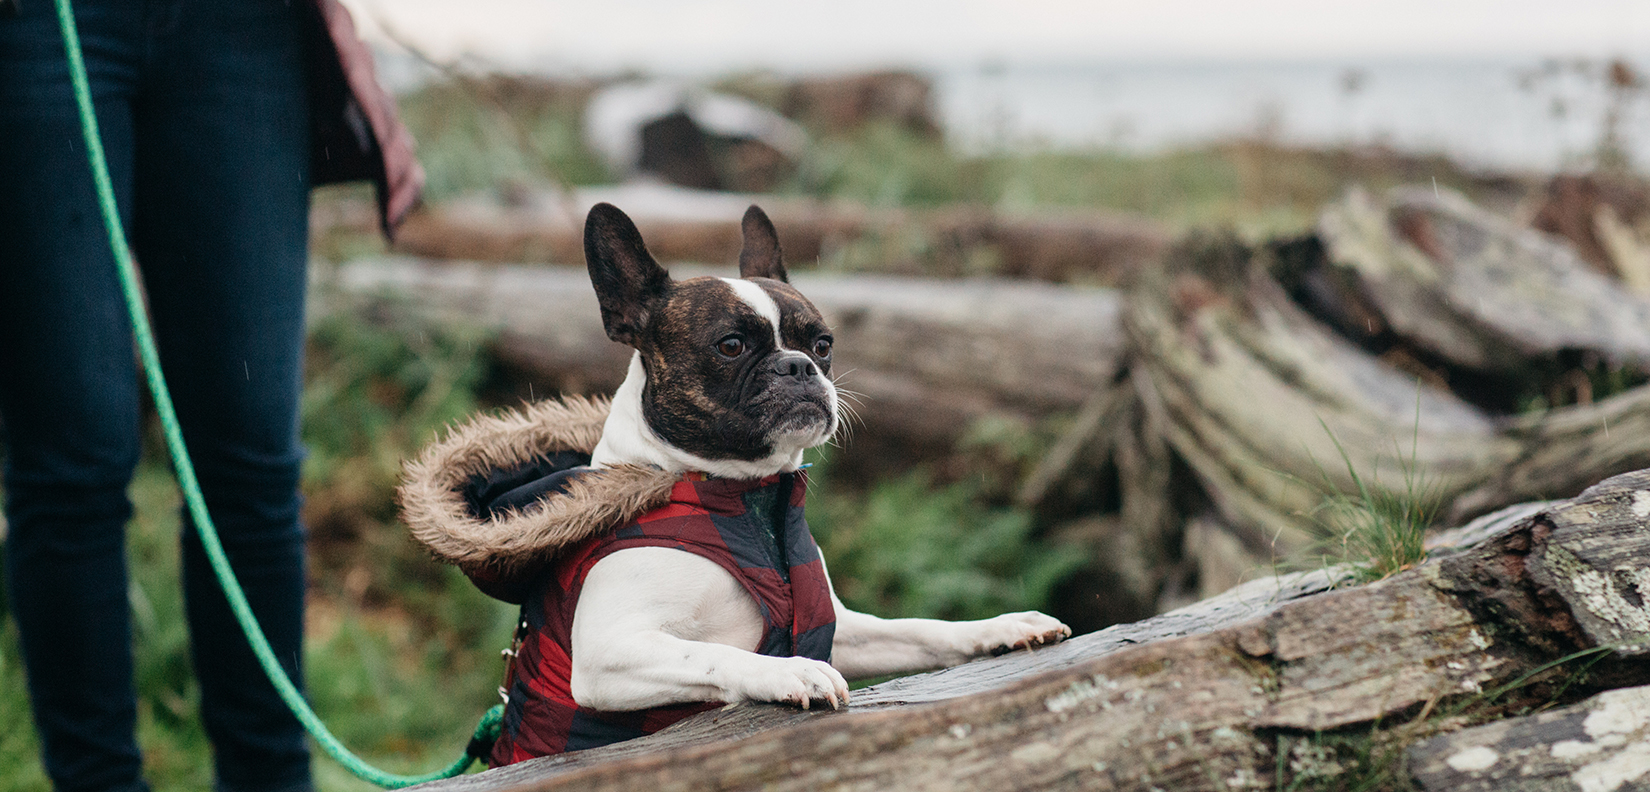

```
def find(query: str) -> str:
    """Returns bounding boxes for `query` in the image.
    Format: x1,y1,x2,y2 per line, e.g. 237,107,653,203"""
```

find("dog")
568,202,1069,716
402,202,1070,763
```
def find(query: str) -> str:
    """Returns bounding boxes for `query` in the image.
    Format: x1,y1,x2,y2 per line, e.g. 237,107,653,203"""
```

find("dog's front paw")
972,611,1071,657
733,656,851,710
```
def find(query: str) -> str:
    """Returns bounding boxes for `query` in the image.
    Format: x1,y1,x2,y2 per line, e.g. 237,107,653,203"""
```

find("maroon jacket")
488,471,838,766
304,0,423,234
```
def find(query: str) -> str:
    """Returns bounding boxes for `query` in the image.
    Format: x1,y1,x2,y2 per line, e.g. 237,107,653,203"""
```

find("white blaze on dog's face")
585,203,839,478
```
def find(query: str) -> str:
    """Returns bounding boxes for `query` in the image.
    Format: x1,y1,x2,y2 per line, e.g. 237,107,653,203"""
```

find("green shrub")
398,78,609,203
806,451,1083,622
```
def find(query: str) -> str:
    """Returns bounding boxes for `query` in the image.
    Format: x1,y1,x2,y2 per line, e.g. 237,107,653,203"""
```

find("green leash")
50,0,501,786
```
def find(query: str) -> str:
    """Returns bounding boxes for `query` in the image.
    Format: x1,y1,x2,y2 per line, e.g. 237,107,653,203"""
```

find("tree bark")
1123,230,1514,561
1407,684,1650,791
409,468,1650,792
1121,210,1650,574
1318,186,1650,373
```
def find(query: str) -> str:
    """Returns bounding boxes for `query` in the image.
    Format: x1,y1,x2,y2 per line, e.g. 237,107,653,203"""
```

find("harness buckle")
495,613,528,709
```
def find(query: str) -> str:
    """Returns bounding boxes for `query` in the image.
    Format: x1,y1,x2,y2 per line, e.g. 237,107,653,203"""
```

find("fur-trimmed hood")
398,396,680,602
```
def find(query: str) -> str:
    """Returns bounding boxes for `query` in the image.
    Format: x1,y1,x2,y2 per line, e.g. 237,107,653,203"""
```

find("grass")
779,121,1385,237
396,76,611,204
286,309,519,789
1301,412,1440,586
0,312,517,790
0,624,50,792
0,461,515,792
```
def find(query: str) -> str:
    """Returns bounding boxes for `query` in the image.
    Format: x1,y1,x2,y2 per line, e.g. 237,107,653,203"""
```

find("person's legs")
131,2,314,790
0,2,149,791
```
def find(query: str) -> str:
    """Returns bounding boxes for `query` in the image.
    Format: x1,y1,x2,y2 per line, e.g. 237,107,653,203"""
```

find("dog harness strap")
489,471,837,766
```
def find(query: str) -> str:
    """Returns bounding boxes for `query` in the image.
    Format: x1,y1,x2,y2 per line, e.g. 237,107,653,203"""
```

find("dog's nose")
771,353,817,379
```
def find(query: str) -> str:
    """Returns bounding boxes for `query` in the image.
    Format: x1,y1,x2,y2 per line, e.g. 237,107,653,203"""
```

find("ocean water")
935,58,1650,173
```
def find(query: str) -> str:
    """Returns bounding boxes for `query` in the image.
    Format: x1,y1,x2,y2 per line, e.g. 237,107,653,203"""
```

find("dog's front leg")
829,604,1071,679
822,560,1070,680
570,547,850,711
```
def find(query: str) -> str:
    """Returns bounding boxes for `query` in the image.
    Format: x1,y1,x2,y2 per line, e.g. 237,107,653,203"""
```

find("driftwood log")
409,468,1650,791
1407,684,1650,791
1529,173,1650,294
327,258,1126,479
1115,186,1650,611
1319,186,1650,373
386,184,1170,285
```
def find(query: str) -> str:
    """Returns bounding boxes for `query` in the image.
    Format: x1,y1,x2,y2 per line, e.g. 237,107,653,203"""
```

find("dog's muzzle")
770,351,819,381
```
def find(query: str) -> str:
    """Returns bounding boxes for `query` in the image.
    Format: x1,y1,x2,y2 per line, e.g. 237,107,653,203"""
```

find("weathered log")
1124,230,1513,560
386,184,1170,286
1453,384,1650,517
410,468,1650,791
416,568,1347,792
1318,185,1650,372
1529,173,1650,293
327,257,1127,476
1406,684,1650,791
1122,218,1650,578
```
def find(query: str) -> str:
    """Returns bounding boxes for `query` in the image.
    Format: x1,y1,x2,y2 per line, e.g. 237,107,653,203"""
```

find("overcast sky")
344,0,1650,72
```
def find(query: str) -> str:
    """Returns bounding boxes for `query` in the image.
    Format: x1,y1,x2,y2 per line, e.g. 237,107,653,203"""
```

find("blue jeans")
0,1,313,790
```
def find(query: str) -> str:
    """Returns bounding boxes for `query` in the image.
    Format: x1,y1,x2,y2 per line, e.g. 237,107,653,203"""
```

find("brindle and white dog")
569,202,1069,712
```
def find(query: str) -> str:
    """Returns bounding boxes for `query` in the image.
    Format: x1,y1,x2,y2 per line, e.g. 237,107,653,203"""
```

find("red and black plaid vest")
489,470,836,765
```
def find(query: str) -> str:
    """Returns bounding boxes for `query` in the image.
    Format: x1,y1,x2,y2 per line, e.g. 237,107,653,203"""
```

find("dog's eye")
812,337,833,359
717,336,746,358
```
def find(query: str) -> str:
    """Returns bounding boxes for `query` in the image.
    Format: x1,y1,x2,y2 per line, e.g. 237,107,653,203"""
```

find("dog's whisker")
827,424,856,450
829,410,859,446
834,398,864,431
834,390,866,408
830,385,864,411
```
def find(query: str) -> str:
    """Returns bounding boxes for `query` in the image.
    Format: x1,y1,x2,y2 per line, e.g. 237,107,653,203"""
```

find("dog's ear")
738,205,788,283
586,203,671,346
